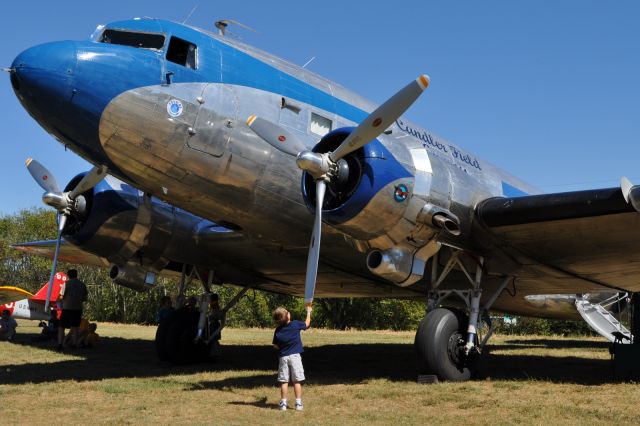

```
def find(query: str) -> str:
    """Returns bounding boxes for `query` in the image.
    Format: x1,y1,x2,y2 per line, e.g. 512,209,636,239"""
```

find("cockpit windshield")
99,29,165,50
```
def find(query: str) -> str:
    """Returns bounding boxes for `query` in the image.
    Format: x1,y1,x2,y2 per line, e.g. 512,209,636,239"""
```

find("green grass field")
1,320,639,425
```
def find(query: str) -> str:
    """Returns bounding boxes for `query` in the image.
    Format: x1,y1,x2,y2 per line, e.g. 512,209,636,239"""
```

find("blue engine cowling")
60,173,222,290
301,128,414,241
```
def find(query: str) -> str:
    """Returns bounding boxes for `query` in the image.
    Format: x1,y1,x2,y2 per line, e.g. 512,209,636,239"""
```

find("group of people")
39,311,99,348
55,269,96,350
157,293,222,353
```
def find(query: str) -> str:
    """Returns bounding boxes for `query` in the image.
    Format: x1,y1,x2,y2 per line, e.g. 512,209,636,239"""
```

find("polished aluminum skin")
11,19,640,321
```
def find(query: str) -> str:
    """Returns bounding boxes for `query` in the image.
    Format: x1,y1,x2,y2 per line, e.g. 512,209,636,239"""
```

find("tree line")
0,208,594,335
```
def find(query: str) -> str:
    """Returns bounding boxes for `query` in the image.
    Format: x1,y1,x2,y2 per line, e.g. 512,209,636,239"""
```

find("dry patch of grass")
1,321,638,425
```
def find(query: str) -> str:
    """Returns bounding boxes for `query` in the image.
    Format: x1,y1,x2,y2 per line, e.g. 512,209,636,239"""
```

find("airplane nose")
11,41,77,120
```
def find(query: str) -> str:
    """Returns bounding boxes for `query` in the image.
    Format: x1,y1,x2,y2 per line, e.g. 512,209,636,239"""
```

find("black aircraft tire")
176,323,209,363
415,308,474,381
165,309,199,364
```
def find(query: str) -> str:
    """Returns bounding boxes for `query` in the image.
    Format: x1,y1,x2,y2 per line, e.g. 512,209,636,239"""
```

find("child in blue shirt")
272,305,312,411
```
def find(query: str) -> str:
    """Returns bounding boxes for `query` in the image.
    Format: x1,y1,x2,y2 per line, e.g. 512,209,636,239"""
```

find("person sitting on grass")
272,305,312,411
77,322,99,348
0,309,18,342
87,323,99,347
37,309,59,341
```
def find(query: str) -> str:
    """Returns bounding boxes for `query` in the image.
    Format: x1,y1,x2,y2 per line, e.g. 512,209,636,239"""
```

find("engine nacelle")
302,128,415,241
109,263,157,292
366,240,441,286
59,174,223,291
301,127,467,286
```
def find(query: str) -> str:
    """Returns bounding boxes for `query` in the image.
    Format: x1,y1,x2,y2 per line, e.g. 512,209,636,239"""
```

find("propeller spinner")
248,74,430,305
25,158,107,311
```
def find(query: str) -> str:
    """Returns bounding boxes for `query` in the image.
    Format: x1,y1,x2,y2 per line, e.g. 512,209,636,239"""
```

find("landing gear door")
187,83,238,157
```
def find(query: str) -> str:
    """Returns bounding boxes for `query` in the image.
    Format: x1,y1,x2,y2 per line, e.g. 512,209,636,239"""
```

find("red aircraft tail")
30,272,68,303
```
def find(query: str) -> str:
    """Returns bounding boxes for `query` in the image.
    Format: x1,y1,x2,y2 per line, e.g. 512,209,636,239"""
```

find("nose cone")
11,41,77,124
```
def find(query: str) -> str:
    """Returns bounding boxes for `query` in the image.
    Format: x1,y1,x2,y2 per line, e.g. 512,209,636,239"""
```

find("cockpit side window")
166,36,197,69
100,29,165,49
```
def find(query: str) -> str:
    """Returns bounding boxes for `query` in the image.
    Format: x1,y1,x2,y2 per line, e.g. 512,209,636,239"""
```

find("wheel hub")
447,331,466,366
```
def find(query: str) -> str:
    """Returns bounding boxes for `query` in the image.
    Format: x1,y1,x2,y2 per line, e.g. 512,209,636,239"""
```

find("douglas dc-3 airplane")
6,17,640,380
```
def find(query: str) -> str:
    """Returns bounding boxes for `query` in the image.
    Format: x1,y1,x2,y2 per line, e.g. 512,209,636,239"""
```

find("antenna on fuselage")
214,19,258,38
302,57,316,68
182,4,199,24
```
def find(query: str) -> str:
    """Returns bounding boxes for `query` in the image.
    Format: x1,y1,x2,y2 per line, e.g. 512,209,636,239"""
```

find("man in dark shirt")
57,269,87,350
272,305,312,411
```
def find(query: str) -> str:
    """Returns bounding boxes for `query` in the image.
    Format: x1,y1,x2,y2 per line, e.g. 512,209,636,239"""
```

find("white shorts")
277,353,305,383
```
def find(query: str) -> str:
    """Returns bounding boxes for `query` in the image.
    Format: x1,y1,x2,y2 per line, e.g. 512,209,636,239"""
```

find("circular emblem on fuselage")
167,99,184,118
394,184,409,202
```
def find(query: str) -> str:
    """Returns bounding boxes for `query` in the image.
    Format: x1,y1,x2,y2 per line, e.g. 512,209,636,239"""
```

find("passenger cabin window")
310,113,332,137
100,29,165,49
167,37,197,69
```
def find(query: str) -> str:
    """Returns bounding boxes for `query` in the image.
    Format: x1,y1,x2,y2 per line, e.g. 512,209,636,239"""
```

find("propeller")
248,75,430,305
25,158,107,311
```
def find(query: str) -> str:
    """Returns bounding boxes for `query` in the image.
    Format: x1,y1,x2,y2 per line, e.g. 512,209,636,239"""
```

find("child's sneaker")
279,400,287,411
295,401,304,411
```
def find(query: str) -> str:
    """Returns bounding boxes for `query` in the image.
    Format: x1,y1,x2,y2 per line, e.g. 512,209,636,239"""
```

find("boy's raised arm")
305,305,312,329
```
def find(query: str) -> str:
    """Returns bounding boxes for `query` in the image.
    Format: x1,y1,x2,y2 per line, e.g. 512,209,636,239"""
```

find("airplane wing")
475,186,640,294
11,240,111,268
0,286,34,305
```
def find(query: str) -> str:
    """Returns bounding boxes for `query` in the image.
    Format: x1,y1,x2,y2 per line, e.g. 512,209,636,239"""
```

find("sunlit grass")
1,321,638,424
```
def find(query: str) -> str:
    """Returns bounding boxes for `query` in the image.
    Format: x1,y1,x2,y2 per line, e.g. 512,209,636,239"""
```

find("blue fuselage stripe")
102,19,370,123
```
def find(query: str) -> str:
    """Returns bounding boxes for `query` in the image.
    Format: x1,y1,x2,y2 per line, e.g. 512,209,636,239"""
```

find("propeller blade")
26,157,60,193
330,75,430,162
621,177,634,203
247,115,308,156
68,165,107,199
303,180,326,305
44,214,67,312
621,177,640,212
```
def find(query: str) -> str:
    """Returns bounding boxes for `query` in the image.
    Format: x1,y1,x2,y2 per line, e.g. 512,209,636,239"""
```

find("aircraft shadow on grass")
503,338,610,349
1,331,616,386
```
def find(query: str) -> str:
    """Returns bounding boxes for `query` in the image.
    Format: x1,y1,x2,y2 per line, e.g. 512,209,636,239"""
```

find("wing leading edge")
11,240,111,268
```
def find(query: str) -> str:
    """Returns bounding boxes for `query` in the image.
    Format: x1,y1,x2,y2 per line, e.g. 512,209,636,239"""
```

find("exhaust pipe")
109,263,157,292
418,204,461,236
432,213,461,236
366,239,441,286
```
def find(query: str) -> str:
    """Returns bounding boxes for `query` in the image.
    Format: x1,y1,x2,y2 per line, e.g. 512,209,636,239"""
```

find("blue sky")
1,0,639,215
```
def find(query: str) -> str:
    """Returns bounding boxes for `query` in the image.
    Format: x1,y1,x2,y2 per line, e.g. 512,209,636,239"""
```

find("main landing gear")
155,265,249,364
415,250,512,381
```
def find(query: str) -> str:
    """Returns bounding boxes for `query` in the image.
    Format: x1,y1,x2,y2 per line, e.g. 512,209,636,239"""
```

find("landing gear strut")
415,250,512,381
